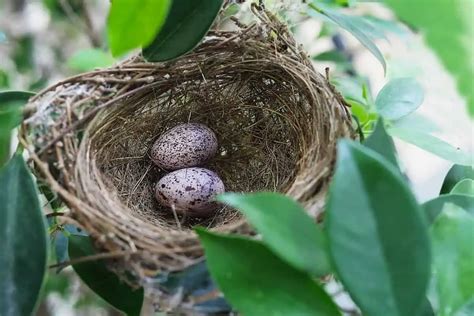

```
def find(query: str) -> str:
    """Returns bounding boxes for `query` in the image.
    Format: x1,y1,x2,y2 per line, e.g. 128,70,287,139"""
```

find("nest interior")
22,7,353,292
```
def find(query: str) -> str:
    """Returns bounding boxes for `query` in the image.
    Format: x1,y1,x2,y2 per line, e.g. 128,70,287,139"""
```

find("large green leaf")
309,2,386,72
0,155,48,316
384,0,474,117
143,0,224,62
0,91,35,166
389,127,472,166
107,0,171,57
218,192,331,276
363,118,398,168
326,140,431,316
196,229,340,316
67,49,115,72
69,236,144,316
423,194,474,224
441,165,474,195
431,204,474,316
375,78,424,120
451,179,474,196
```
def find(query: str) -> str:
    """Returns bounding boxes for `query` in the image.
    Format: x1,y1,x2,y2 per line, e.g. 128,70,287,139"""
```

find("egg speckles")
155,167,225,217
151,123,218,170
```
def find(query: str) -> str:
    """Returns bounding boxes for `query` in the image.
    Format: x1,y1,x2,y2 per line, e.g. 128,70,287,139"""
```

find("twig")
48,250,138,269
46,212,66,218
59,0,101,47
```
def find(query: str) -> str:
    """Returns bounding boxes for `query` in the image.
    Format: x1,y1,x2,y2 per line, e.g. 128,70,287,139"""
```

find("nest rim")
20,6,354,306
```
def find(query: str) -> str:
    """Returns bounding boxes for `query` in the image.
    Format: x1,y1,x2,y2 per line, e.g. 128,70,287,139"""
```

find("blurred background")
0,0,472,314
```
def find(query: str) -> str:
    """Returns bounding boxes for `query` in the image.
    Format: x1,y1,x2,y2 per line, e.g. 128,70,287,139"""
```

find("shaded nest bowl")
21,8,353,311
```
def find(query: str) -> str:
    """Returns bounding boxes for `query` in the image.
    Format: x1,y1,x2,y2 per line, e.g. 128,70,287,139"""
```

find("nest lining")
21,6,353,302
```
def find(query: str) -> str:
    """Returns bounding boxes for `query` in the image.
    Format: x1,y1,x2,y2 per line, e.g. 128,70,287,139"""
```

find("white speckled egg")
151,123,218,170
155,167,225,217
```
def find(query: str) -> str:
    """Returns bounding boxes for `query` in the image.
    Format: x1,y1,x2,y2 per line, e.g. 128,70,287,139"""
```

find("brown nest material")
20,5,353,311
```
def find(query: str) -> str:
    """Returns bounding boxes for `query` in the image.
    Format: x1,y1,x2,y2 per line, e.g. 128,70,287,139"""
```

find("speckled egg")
151,123,218,170
155,167,225,217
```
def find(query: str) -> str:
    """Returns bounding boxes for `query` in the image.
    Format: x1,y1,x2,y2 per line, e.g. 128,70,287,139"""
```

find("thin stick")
46,212,66,218
49,250,138,270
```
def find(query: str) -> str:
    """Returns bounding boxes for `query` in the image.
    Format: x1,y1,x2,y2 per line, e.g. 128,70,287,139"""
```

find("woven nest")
21,5,353,311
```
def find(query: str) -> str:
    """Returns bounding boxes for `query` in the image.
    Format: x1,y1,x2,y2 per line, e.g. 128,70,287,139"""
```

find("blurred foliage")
385,0,474,117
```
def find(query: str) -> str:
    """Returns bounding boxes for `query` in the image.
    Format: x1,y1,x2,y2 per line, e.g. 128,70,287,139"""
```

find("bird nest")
20,5,353,312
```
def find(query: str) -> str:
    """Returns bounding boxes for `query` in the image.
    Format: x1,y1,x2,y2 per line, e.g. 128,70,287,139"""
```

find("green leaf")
326,140,431,316
441,165,474,195
143,0,224,62
69,236,144,316
107,0,171,57
375,78,424,120
349,101,370,125
309,2,386,72
0,155,48,316
389,127,472,166
431,204,474,316
218,192,331,277
423,194,474,224
332,76,373,106
451,179,474,196
363,118,398,168
196,229,341,316
384,0,474,117
0,91,35,166
361,16,409,38
67,49,115,72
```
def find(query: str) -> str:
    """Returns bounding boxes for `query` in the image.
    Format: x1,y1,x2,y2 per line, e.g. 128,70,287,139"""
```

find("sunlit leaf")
107,0,171,56
67,49,115,72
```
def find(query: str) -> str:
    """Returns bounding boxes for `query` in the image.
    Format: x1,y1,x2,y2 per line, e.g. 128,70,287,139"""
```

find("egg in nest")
155,167,225,217
151,123,218,170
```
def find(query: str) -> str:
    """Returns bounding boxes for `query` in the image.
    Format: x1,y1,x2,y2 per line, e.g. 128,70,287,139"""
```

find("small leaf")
107,0,171,56
375,78,424,120
0,91,35,165
348,100,370,125
441,165,474,195
309,3,386,72
0,155,48,316
69,236,143,316
431,204,474,316
218,192,331,276
423,194,474,223
363,118,398,168
143,0,224,62
67,49,115,72
196,229,341,316
389,127,472,166
326,140,431,316
451,179,474,196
